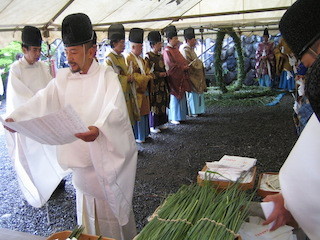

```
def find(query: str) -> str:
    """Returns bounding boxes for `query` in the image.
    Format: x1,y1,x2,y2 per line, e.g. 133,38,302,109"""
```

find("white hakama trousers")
73,166,137,240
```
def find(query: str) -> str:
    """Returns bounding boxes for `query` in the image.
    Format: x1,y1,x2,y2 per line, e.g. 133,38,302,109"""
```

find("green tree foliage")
0,41,22,72
0,41,22,99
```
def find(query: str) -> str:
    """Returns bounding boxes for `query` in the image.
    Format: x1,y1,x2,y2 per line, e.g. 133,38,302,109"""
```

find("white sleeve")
89,67,137,226
6,63,35,114
8,78,61,121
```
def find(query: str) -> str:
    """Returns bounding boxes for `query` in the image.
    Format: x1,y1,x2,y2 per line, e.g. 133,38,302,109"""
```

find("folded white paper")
261,201,276,229
199,155,257,182
1,105,88,145
239,216,295,240
218,155,257,171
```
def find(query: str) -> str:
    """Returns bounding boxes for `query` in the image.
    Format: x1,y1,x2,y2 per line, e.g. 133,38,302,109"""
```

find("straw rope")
154,214,193,225
197,217,240,238
150,208,240,238
142,192,242,239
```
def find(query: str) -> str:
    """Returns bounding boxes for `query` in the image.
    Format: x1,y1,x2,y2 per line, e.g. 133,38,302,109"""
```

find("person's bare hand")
75,126,99,142
262,193,296,231
4,118,16,133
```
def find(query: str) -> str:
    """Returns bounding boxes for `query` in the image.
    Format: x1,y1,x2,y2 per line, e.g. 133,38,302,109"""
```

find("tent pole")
42,0,75,31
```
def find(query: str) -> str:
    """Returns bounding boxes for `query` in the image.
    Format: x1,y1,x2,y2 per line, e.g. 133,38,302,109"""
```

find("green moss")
204,86,279,106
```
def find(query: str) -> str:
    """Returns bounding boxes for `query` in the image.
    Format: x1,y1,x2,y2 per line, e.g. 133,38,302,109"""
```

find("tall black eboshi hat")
108,23,125,42
22,26,42,47
184,27,195,40
279,0,320,58
165,25,177,39
129,28,144,44
62,13,94,47
148,31,161,43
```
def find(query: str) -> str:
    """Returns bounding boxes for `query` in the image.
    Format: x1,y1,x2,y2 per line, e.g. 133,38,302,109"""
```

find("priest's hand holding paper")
75,126,99,142
262,193,297,231
4,118,16,133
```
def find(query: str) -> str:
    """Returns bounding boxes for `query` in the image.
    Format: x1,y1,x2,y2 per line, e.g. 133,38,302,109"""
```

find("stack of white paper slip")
238,216,296,240
198,155,257,182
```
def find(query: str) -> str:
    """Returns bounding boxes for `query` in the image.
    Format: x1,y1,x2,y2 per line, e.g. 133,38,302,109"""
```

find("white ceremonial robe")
280,113,320,240
8,60,138,239
6,57,67,208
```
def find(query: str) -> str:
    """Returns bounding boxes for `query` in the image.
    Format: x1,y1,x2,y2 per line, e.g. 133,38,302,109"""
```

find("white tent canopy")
0,0,296,47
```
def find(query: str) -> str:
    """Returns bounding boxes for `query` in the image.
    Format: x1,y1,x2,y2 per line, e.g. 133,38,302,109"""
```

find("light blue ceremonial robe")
187,92,205,115
168,94,187,121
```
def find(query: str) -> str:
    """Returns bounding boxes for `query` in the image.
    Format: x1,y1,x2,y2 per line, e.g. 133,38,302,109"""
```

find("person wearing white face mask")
292,63,313,135
275,38,296,91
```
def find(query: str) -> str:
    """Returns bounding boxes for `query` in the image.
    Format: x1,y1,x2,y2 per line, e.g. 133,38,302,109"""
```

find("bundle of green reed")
136,184,217,240
187,183,254,239
135,182,254,240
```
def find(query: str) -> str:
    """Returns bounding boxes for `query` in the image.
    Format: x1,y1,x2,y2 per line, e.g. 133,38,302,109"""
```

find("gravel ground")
0,95,298,238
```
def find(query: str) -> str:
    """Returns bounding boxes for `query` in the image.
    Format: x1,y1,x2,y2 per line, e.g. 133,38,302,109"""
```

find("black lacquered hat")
184,27,195,40
129,28,144,44
148,31,161,43
279,0,320,58
165,25,177,39
108,23,125,41
22,26,42,47
62,13,94,47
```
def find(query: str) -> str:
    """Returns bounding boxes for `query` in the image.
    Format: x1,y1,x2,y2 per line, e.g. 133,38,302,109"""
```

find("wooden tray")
197,166,256,190
257,172,280,198
46,231,115,240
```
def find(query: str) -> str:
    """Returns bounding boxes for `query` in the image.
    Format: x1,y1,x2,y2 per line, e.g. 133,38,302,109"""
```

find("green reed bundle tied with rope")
135,183,254,240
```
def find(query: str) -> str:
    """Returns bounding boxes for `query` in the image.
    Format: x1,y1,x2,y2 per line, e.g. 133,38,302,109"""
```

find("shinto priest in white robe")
7,60,138,239
280,113,320,240
6,56,67,208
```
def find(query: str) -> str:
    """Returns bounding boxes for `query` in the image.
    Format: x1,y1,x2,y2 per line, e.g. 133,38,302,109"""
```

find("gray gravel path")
0,95,298,238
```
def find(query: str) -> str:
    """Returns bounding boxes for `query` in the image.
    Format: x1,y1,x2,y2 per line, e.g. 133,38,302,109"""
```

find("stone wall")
202,34,281,87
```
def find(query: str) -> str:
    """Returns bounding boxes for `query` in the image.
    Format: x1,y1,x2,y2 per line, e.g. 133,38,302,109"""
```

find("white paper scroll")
1,105,88,145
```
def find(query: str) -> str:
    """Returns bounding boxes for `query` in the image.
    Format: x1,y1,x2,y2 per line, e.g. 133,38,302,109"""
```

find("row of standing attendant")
106,24,207,143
